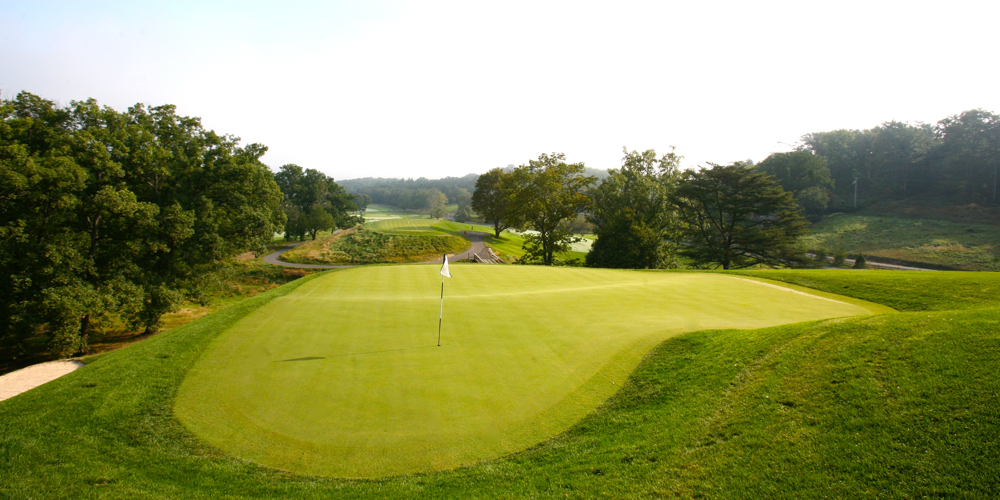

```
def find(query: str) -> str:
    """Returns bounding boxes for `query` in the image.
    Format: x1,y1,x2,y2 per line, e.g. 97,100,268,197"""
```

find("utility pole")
853,177,859,208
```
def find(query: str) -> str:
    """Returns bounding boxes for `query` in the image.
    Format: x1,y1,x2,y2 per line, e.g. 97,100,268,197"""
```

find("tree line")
339,175,478,210
472,150,808,269
798,109,1000,209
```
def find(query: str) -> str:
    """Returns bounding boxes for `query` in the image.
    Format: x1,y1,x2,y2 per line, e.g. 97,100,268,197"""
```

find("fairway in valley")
174,266,885,478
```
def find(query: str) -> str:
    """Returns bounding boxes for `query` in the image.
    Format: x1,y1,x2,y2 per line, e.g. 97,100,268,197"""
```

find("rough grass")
281,226,469,264
803,214,1000,271
1,270,998,498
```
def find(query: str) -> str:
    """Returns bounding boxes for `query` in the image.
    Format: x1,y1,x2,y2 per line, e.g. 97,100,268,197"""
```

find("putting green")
174,266,888,478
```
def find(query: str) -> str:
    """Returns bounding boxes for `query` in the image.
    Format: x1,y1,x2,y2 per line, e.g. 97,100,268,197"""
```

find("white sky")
3,0,998,180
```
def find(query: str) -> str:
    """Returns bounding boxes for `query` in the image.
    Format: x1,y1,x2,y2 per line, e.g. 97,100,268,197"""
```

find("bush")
281,269,309,279
853,253,867,269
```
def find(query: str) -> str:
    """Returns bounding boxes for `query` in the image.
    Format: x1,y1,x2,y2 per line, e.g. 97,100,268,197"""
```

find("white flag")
440,254,451,278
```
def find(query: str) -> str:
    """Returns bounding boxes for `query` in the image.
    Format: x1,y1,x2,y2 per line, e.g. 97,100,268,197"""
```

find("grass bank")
1,269,997,498
281,226,469,264
803,214,1000,271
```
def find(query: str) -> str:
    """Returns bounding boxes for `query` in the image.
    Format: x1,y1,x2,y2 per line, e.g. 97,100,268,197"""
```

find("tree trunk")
79,314,91,354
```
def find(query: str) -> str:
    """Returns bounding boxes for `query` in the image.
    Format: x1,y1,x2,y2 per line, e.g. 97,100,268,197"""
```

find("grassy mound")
0,270,997,498
803,214,1000,271
281,226,469,264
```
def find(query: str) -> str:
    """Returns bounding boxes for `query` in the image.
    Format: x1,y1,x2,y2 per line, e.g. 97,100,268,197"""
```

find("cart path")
0,360,85,403
261,241,355,269
451,231,492,262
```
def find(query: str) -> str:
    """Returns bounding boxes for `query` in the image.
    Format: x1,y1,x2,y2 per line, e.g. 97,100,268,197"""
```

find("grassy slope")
174,266,874,478
0,270,997,498
281,226,469,264
803,214,1000,271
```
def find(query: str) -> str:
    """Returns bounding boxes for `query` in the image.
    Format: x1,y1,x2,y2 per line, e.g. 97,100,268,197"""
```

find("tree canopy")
275,164,357,240
506,153,596,265
673,162,808,270
801,109,1000,207
586,148,681,269
755,151,834,217
1,91,284,359
471,168,513,237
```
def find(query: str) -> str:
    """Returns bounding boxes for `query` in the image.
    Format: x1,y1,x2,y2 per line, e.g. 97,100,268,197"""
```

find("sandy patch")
0,360,85,402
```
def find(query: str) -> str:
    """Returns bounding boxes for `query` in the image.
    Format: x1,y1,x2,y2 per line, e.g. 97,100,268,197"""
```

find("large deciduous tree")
586,147,681,269
427,189,448,219
507,153,596,265
0,91,285,359
275,164,357,240
471,167,513,237
673,162,808,270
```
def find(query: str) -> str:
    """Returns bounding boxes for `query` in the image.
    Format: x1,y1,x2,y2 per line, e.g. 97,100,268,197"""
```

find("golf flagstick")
438,254,451,346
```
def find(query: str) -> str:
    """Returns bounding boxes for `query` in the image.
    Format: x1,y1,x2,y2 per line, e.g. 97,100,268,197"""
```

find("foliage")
832,248,847,266
352,193,371,214
340,174,479,209
506,153,596,265
0,91,284,360
673,162,809,269
274,164,357,240
853,253,866,268
801,109,1000,209
586,147,681,269
756,151,834,216
470,167,512,237
427,189,448,219
453,204,476,223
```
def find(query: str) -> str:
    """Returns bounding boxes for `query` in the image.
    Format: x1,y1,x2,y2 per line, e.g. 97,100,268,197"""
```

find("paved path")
261,241,355,269
451,231,493,262
0,360,85,402
808,253,935,271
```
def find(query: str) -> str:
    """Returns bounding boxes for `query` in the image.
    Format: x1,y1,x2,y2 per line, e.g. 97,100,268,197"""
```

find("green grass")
727,269,1000,312
174,267,878,478
803,214,1000,271
2,269,998,498
361,204,426,219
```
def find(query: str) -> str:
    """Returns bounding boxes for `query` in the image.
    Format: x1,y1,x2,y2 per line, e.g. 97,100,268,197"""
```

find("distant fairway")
174,266,886,478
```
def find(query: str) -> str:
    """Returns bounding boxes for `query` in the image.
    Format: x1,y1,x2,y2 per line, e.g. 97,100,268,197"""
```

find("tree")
507,153,596,265
455,188,472,208
275,164,357,240
673,162,809,270
454,204,476,223
586,147,681,269
427,189,448,219
353,193,371,214
756,151,834,216
471,168,513,237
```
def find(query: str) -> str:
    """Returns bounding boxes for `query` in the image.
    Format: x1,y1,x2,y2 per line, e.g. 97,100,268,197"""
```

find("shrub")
853,253,867,269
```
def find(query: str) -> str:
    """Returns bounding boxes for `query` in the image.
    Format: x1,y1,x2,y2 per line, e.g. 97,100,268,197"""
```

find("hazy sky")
4,1,998,180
